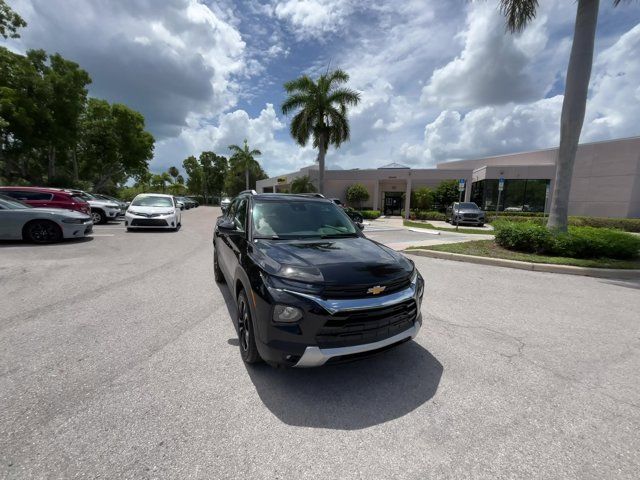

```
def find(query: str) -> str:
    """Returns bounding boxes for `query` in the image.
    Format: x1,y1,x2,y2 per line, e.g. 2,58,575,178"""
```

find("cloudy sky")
3,0,640,176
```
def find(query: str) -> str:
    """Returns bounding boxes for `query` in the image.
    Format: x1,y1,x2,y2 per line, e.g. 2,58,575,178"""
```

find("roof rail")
298,193,325,198
239,189,257,195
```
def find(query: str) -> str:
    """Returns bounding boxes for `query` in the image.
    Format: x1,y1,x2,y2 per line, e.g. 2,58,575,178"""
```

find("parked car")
186,197,199,207
176,196,196,209
220,197,231,213
0,194,93,243
0,186,90,215
447,202,486,226
91,193,128,215
213,192,424,367
68,190,121,224
328,197,364,225
175,198,186,210
125,194,182,231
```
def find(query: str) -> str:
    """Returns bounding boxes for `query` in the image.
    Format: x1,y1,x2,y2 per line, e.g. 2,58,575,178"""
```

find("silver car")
447,202,486,226
0,194,93,243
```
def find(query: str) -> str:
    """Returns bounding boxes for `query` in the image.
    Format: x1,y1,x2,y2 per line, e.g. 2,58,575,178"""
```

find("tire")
126,227,133,232
24,220,63,244
478,223,485,227
237,290,261,364
91,209,106,225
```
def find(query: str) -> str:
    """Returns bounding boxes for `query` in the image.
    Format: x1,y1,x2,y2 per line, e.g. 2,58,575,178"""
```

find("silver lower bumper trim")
294,322,421,367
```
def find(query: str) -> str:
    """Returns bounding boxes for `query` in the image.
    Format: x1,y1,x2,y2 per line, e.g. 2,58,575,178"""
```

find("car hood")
455,208,483,214
88,200,120,208
251,236,413,284
21,208,91,219
127,205,174,213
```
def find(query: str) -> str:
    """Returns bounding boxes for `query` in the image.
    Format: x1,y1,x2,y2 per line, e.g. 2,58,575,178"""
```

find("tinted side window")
3,191,53,201
234,198,248,232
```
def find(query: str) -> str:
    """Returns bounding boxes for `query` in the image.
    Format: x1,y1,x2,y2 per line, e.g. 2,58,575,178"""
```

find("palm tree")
290,175,317,193
501,0,630,231
228,139,262,190
281,69,361,195
168,166,180,183
151,172,172,193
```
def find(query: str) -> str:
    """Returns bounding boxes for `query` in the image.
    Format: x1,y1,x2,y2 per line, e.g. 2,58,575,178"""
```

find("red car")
0,187,91,215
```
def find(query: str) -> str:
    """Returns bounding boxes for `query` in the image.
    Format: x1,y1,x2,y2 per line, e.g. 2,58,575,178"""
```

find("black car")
213,192,424,367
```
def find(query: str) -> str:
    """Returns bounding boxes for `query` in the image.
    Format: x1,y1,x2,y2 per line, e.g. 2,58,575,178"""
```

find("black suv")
213,192,424,367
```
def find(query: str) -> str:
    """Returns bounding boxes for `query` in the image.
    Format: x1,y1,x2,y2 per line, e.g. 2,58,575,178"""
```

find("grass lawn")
407,240,640,269
404,220,493,235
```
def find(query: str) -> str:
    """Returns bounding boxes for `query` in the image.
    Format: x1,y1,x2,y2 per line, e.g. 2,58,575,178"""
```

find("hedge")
494,222,640,260
488,215,640,232
407,210,447,221
359,210,381,220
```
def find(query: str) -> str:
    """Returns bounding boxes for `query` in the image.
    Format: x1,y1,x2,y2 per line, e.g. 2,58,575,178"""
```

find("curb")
405,248,640,280
406,227,441,235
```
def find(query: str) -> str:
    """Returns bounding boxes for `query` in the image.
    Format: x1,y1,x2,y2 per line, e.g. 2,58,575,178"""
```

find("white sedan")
0,194,93,243
125,194,182,231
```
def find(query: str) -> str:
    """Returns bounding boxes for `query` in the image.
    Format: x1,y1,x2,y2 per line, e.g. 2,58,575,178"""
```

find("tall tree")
281,69,360,194
199,151,228,198
290,175,316,193
182,155,203,195
224,154,268,197
0,0,26,39
168,166,179,182
78,99,154,191
228,139,262,190
500,0,631,231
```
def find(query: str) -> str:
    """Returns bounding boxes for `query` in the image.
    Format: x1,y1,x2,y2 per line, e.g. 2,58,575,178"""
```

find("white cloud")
421,2,551,109
271,0,357,39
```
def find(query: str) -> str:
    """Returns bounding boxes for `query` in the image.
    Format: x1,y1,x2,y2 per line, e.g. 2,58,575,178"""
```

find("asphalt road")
1,206,639,479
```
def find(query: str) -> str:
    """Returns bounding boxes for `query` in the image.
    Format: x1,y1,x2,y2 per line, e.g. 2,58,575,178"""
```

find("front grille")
315,299,417,348
322,275,410,299
462,213,479,218
131,219,168,227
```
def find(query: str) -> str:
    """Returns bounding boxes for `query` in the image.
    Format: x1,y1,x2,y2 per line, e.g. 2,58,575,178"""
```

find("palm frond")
283,75,316,94
228,144,243,154
249,149,262,157
327,88,361,107
326,69,349,88
290,110,313,147
282,93,314,115
499,0,538,33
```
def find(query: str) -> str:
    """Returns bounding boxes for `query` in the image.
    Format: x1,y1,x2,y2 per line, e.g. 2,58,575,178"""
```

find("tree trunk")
245,167,250,190
547,0,599,232
47,145,56,183
317,132,326,195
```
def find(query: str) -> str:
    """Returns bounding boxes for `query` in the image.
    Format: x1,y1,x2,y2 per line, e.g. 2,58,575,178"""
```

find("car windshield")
0,195,32,209
457,202,480,209
131,195,173,207
252,200,357,239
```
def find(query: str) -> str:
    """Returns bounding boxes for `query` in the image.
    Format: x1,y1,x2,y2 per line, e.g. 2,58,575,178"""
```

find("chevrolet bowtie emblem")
367,285,386,295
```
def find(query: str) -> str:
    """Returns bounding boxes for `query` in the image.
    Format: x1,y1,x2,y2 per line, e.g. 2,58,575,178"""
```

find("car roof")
134,193,173,198
249,193,329,202
0,186,66,192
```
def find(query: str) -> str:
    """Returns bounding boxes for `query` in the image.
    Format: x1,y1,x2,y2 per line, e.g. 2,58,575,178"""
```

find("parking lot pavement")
365,226,493,251
1,206,639,479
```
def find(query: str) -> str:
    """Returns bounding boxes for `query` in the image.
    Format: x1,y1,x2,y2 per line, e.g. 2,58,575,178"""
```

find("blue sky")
4,0,640,177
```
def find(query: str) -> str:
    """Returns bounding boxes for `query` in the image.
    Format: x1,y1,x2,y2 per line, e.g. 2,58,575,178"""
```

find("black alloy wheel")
25,220,63,244
237,290,261,364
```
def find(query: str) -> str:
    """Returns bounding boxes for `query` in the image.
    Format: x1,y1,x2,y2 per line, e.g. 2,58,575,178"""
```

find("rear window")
70,195,88,203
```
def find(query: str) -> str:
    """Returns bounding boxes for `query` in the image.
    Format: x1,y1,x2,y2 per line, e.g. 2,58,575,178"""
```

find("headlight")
273,305,303,323
127,210,142,216
410,268,418,285
161,210,175,216
62,218,85,224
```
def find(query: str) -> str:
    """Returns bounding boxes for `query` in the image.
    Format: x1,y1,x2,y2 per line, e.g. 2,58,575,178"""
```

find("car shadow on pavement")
0,237,94,248
217,282,443,431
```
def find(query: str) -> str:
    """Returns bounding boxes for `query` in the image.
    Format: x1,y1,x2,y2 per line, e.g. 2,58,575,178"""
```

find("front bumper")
125,213,178,228
295,321,420,367
252,275,425,367
61,221,93,238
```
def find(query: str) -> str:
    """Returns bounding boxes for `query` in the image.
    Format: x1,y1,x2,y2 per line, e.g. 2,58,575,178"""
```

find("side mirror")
218,219,236,232
357,223,364,230
221,205,229,214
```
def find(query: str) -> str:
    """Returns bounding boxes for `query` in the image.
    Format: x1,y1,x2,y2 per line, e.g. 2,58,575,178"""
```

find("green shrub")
411,210,447,221
488,215,545,225
568,216,640,233
359,210,381,220
346,183,370,208
552,227,640,259
494,222,553,253
495,222,640,259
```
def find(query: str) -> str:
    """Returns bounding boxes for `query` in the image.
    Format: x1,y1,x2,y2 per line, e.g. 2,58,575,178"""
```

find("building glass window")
471,179,549,212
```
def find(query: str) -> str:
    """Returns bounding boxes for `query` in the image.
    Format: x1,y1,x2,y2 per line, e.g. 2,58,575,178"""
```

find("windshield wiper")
254,235,281,240
319,232,358,239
